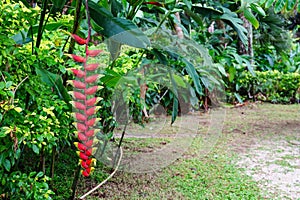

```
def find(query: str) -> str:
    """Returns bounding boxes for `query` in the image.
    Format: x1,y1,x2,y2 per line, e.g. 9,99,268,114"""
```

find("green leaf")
0,82,5,90
274,0,286,13
171,96,178,124
220,11,248,46
228,66,236,82
286,0,297,11
250,3,266,17
3,159,11,171
88,1,150,48
244,8,259,29
100,69,122,88
35,67,71,107
173,74,186,88
244,60,256,76
6,81,13,88
265,0,275,8
182,58,203,95
32,144,39,154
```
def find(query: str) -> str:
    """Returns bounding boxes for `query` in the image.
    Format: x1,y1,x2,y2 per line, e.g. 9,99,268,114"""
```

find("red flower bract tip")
66,54,86,63
71,69,85,78
71,34,87,45
87,49,103,57
85,63,99,71
85,74,99,84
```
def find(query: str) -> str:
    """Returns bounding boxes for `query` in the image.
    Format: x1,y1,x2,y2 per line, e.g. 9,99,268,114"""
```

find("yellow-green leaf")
14,107,22,113
244,9,259,29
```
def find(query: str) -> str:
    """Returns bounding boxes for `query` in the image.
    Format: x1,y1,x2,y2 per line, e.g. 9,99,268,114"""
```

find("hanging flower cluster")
67,33,103,177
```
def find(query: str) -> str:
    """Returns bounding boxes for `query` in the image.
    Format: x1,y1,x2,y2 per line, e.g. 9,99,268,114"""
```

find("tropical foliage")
0,0,300,199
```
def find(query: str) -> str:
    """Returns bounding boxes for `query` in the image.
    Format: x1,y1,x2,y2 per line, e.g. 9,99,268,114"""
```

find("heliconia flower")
74,142,88,152
73,80,86,89
74,91,86,100
84,139,94,147
86,106,100,116
86,158,96,166
85,63,99,71
66,54,86,63
85,86,98,95
71,69,86,78
86,118,98,126
85,129,100,137
87,49,103,57
67,80,85,89
82,167,95,177
81,160,89,169
85,74,99,83
79,151,89,160
69,91,86,100
85,148,94,157
82,169,89,177
77,123,87,132
86,97,101,106
71,34,87,45
75,112,87,121
71,101,86,110
78,132,88,141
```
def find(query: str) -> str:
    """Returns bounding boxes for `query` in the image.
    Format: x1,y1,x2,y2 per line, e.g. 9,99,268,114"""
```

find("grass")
51,103,299,199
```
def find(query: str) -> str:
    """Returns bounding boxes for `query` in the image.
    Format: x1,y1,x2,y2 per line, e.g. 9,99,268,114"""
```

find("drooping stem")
63,0,83,85
70,164,81,200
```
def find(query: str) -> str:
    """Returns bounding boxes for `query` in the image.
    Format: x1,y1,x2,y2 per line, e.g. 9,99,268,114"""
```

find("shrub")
236,70,300,103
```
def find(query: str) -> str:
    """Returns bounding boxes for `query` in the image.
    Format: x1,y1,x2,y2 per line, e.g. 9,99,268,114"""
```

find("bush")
236,70,300,103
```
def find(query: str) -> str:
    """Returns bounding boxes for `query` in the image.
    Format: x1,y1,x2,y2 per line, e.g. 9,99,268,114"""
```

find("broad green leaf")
274,0,286,13
100,69,122,88
192,5,223,18
286,0,297,11
244,8,259,29
35,67,71,107
220,12,248,46
265,0,275,8
173,74,186,88
32,144,39,154
88,1,150,48
0,114,2,122
3,159,11,171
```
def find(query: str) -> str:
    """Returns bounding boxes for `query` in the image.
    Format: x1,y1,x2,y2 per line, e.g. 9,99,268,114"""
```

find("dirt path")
224,104,300,200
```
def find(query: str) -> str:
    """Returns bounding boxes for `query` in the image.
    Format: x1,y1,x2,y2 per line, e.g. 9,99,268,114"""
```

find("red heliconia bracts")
68,34,103,177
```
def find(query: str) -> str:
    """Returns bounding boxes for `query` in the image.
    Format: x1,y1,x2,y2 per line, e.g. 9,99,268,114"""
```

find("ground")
73,103,299,200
